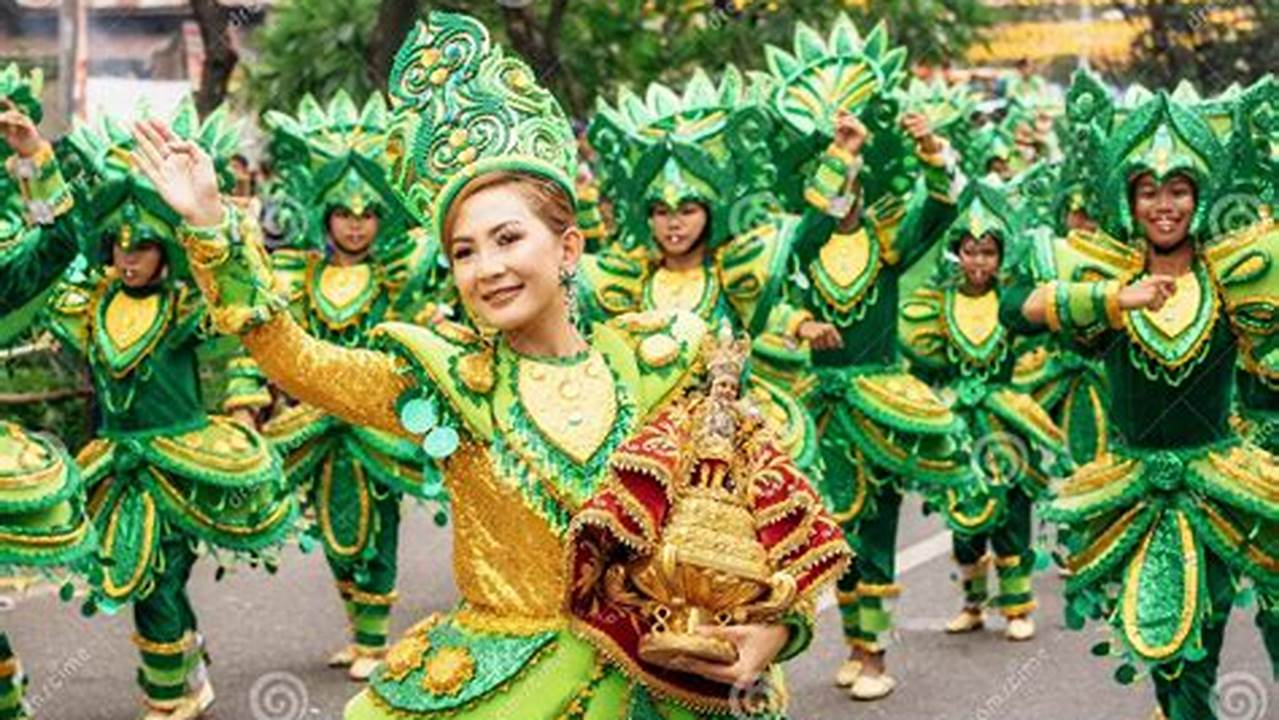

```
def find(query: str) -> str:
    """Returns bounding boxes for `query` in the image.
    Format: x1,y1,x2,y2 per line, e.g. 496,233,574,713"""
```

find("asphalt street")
5,497,1272,720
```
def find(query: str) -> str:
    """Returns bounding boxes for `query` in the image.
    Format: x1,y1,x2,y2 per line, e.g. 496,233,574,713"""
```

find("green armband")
1045,280,1123,333
222,357,272,412
774,608,815,663
180,203,287,335
804,142,862,218
5,142,73,225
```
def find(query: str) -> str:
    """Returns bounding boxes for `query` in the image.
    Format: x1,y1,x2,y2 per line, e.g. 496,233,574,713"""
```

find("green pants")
952,485,1036,616
311,460,402,653
834,479,903,653
0,633,26,720
132,528,203,706
1152,552,1236,720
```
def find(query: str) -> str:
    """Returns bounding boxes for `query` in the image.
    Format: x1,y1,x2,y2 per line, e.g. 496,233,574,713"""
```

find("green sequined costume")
258,91,445,659
582,68,844,472
1000,72,1279,720
179,13,842,719
899,182,1068,620
758,19,969,654
10,101,296,714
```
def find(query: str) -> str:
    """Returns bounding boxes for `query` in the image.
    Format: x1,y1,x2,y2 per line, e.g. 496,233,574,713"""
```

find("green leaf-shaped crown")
0,63,43,127
387,11,577,242
764,13,914,210
264,91,415,255
935,179,1022,284
65,97,241,278
587,65,781,249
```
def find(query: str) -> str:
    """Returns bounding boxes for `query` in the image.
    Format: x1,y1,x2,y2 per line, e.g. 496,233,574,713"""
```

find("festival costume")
178,13,844,718
898,182,1067,626
259,91,445,667
11,101,296,717
1000,72,1279,719
0,63,98,720
581,66,827,470
761,18,967,659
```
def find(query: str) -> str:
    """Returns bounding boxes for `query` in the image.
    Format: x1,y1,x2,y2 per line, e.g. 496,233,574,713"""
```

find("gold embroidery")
852,374,952,420
517,351,617,465
951,290,1000,347
103,290,162,353
382,633,430,682
0,424,59,487
457,349,495,394
1141,271,1202,338
101,490,157,600
319,456,371,557
318,263,374,311
648,266,711,314
149,417,267,474
819,229,872,289
421,647,475,696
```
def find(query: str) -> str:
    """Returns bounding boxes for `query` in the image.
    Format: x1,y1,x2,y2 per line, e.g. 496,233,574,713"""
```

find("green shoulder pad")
600,310,706,417
579,249,645,317
44,279,94,355
717,216,794,335
1048,229,1143,284
372,320,494,440
0,423,95,569
1203,218,1278,386
898,287,947,371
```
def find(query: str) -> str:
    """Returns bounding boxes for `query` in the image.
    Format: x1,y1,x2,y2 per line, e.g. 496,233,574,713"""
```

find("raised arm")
129,119,410,436
0,105,79,315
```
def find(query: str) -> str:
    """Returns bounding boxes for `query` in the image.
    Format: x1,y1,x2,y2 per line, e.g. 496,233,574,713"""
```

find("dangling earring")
560,266,582,330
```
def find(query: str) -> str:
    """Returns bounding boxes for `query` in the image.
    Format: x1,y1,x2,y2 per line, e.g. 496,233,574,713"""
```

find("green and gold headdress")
588,65,780,249
264,91,415,255
65,97,241,278
386,11,577,244
765,13,913,210
934,180,1021,284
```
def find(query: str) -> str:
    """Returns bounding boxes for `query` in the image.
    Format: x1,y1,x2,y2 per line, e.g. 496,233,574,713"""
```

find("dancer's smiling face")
444,174,582,333
1130,172,1196,251
649,201,708,259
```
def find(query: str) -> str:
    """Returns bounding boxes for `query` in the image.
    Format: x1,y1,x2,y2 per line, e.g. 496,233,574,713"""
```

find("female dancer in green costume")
1002,72,1279,719
256,91,446,679
899,182,1067,642
134,12,846,720
0,64,97,720
7,97,296,719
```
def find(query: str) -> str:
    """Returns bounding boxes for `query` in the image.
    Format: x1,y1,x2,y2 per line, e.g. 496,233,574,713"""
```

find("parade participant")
899,182,1067,641
10,98,296,720
1002,71,1279,720
134,12,839,719
762,16,969,700
257,91,445,680
583,65,854,470
0,63,97,720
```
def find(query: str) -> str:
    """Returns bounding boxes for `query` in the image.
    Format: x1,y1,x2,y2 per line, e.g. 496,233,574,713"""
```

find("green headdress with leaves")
933,179,1021,285
386,11,578,245
264,91,415,255
764,13,913,210
588,65,780,250
65,98,240,278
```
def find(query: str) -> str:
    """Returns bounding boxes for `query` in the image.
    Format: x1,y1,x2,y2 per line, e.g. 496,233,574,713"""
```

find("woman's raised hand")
131,119,224,227
0,98,43,158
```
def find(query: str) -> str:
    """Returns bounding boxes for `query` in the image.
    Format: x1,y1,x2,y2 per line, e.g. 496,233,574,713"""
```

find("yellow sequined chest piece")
951,290,1000,347
1141,271,1201,338
819,229,873,289
318,263,375,311
516,351,617,465
649,266,711,314
103,291,162,353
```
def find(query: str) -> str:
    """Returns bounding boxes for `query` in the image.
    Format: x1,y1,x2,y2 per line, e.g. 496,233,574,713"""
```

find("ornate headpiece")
387,11,578,243
588,65,779,250
264,91,416,255
764,14,913,210
65,97,241,278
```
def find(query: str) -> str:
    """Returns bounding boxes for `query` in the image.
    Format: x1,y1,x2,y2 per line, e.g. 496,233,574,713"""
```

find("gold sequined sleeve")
242,312,411,437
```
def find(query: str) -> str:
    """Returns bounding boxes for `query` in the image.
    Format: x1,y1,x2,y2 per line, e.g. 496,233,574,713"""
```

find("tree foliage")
1118,0,1279,93
243,0,990,118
